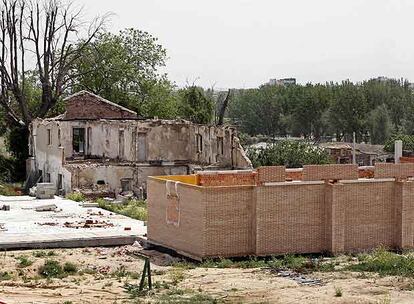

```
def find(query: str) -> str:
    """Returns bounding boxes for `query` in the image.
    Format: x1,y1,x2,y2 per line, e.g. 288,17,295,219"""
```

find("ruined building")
27,91,251,197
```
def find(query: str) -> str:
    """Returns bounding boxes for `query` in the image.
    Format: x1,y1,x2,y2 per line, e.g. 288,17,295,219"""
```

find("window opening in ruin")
120,178,132,192
196,134,203,153
132,129,137,161
87,127,92,156
217,137,224,155
57,174,63,190
46,173,51,182
73,128,85,155
97,180,105,185
119,129,125,159
137,132,147,162
47,129,52,145
58,129,61,147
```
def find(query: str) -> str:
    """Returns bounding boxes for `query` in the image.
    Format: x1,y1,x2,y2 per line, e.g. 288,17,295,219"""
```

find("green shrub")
63,262,77,274
65,192,85,202
17,255,34,268
97,199,147,221
247,140,332,168
0,271,12,281
0,155,22,184
346,248,414,277
38,260,63,278
384,134,414,152
0,183,20,196
33,250,57,258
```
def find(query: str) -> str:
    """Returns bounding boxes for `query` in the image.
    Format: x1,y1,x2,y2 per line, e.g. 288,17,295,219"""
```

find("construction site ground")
1,246,414,304
0,196,146,249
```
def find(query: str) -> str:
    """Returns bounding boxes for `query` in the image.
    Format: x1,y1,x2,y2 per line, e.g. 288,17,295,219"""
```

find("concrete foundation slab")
0,195,147,249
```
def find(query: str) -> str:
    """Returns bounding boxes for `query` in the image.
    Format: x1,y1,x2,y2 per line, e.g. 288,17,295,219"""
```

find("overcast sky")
80,0,414,88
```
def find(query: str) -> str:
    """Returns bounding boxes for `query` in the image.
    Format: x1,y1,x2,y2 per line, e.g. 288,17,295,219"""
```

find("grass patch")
0,271,12,281
0,183,20,196
346,248,414,277
38,260,78,278
16,255,34,268
124,283,220,304
63,262,78,274
334,286,343,297
33,250,57,258
97,198,147,221
65,192,85,202
157,289,220,304
196,255,310,271
169,269,185,285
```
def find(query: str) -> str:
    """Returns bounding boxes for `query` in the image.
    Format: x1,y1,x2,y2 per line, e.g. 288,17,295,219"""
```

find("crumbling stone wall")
30,117,251,195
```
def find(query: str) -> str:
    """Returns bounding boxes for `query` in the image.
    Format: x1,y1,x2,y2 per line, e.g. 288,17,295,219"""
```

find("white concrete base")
0,195,147,249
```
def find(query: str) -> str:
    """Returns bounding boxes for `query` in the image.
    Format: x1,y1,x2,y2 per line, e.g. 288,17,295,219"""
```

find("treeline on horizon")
226,78,413,146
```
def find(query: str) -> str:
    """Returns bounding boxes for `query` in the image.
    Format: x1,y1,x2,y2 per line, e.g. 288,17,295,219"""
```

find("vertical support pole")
352,132,356,165
395,140,403,164
139,259,147,291
138,257,152,291
147,259,152,290
395,180,414,250
325,181,345,254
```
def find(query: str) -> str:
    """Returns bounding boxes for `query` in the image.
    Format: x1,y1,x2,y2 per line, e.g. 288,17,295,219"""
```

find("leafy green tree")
328,81,368,141
247,140,332,168
178,86,214,124
368,104,392,144
228,85,285,136
72,28,177,118
287,84,331,139
384,134,414,152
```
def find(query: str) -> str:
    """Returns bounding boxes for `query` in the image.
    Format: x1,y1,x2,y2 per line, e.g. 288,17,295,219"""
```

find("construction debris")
269,269,324,286
34,204,59,212
1,205,10,211
0,223,7,231
64,219,114,229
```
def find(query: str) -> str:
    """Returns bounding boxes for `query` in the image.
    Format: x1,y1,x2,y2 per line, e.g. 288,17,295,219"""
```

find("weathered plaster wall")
32,119,249,167
30,121,72,193
30,117,251,194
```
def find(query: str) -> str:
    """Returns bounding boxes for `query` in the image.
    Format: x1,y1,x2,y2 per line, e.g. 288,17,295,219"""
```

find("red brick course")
375,163,414,179
303,164,358,181
257,166,286,184
64,91,137,120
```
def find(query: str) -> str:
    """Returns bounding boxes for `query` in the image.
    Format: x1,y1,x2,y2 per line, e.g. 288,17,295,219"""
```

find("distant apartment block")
267,78,296,86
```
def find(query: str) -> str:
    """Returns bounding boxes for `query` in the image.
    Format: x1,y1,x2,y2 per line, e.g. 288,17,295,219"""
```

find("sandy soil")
0,247,413,304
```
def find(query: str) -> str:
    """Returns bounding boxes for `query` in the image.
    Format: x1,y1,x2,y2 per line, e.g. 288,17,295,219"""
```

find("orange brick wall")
375,163,414,179
341,181,396,251
147,179,205,258
148,165,414,259
303,164,358,181
257,166,286,183
198,171,256,187
400,157,414,163
204,186,255,257
256,182,326,255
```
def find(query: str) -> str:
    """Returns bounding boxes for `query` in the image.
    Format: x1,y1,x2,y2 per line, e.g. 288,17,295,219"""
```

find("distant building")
319,142,392,166
267,78,296,86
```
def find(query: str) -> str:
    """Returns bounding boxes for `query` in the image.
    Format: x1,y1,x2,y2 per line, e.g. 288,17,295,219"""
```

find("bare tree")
217,89,233,125
0,0,108,127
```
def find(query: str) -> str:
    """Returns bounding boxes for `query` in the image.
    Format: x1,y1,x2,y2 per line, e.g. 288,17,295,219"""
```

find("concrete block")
36,183,56,199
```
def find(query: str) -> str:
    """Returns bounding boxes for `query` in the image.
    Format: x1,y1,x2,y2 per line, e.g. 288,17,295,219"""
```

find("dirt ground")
0,246,413,304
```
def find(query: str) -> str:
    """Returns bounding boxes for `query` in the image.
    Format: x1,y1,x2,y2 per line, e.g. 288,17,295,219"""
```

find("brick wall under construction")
147,164,414,260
